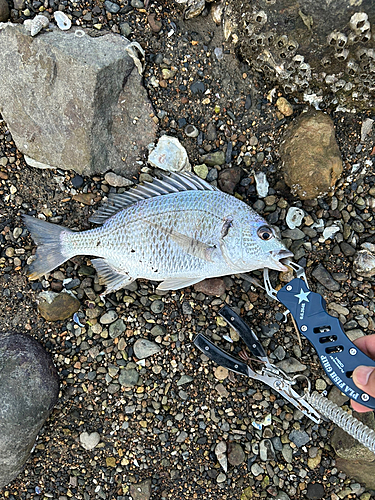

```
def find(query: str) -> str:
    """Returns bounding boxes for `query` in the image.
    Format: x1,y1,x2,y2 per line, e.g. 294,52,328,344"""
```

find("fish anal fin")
156,276,204,291
91,259,134,295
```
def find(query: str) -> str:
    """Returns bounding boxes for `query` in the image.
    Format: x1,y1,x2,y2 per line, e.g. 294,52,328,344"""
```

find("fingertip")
353,366,375,387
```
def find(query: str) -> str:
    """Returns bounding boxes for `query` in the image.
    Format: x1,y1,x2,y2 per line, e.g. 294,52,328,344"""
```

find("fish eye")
257,226,274,241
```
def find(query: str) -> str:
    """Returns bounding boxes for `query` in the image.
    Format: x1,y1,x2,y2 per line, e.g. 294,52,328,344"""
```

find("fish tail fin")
23,215,73,279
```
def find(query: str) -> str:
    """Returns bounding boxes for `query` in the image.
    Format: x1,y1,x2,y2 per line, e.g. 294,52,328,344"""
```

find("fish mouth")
268,249,294,272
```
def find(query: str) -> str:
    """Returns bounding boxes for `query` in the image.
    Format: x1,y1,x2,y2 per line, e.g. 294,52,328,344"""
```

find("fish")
23,172,293,295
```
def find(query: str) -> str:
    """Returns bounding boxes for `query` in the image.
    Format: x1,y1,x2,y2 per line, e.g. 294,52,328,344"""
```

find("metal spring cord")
307,391,375,454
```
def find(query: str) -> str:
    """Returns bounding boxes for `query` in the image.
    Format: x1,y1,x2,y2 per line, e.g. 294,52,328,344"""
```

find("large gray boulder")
0,24,157,176
0,332,59,490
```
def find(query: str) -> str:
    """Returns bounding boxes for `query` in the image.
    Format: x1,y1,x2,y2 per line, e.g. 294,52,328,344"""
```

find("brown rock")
335,458,375,490
194,278,226,296
228,443,246,466
73,193,97,205
38,291,80,322
276,97,293,116
279,110,343,200
218,167,242,194
147,13,162,33
331,411,375,462
0,0,9,22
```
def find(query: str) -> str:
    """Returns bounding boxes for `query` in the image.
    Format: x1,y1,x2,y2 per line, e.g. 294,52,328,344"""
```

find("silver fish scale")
61,190,267,281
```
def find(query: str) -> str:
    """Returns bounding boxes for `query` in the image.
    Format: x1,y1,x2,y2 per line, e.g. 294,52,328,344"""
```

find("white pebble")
54,11,71,31
322,226,340,241
286,207,305,229
254,171,269,198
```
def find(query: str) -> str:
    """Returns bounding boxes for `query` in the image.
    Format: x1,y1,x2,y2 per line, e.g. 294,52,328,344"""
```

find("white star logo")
295,289,311,304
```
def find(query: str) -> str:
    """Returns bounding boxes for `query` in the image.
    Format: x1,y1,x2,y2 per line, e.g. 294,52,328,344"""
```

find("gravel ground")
1,1,375,499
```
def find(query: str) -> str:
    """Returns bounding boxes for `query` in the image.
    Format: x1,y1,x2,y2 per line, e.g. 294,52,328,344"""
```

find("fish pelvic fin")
156,276,205,291
23,215,73,279
91,258,135,295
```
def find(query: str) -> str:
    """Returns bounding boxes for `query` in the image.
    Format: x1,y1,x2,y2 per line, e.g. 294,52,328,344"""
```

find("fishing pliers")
194,262,375,453
194,304,323,424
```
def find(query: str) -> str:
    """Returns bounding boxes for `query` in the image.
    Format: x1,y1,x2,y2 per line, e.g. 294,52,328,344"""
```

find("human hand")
351,335,375,413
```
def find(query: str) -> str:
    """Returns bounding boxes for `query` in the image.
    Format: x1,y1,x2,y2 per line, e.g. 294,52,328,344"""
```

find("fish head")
241,221,293,272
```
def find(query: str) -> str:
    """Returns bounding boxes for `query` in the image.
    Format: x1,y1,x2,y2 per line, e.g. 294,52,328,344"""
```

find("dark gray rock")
104,0,120,13
0,332,59,489
312,263,340,291
0,25,157,176
289,429,310,447
306,483,325,499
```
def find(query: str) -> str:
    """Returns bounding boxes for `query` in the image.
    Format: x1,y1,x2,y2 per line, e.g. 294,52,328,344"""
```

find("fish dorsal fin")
89,172,218,224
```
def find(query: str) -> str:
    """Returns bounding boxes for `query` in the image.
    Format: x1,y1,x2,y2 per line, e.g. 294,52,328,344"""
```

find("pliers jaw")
193,305,322,424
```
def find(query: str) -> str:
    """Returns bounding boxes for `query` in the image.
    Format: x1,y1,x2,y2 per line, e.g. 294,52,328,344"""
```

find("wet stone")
151,324,166,337
261,323,280,337
118,368,139,387
0,332,59,489
37,291,80,322
190,80,205,94
259,439,276,461
182,301,193,315
206,122,217,141
129,479,151,500
218,167,242,194
100,310,118,324
80,431,100,450
306,483,325,499
177,375,193,386
109,318,126,339
276,357,306,373
312,264,340,291
340,242,356,256
251,463,264,476
282,228,305,240
150,300,164,314
201,151,225,167
289,429,310,447
194,278,226,296
193,163,208,179
228,443,245,466
133,338,161,359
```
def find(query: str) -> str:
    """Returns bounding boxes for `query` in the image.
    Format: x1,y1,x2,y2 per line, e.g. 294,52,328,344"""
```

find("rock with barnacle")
0,332,59,489
221,0,375,111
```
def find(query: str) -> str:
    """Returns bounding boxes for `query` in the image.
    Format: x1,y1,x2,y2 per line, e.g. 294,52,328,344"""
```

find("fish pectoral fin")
156,276,205,291
165,228,219,262
91,259,134,295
